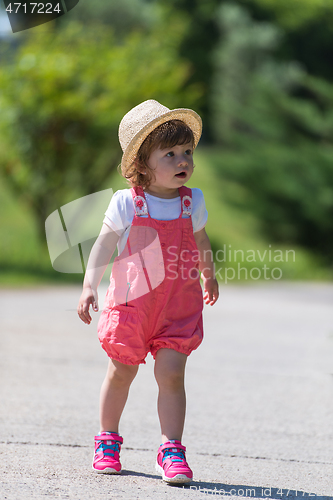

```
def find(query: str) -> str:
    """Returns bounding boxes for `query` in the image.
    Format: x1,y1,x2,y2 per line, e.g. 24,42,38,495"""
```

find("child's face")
146,142,194,196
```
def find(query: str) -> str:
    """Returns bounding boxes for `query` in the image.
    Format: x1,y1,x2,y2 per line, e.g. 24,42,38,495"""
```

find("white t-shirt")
103,188,208,255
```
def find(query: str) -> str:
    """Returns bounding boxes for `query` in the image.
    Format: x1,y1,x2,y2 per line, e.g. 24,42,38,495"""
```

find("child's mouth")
175,171,187,178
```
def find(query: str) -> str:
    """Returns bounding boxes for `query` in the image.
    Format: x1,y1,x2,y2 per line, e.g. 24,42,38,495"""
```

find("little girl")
77,99,219,484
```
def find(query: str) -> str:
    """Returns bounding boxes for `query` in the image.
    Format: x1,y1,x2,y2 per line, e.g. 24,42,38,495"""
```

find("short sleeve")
103,189,134,236
191,188,208,232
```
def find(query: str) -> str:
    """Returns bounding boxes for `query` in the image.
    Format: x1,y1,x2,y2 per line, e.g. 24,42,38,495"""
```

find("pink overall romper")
97,185,204,365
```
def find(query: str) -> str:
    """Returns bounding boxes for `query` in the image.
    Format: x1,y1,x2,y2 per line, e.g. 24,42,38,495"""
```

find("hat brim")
120,108,202,172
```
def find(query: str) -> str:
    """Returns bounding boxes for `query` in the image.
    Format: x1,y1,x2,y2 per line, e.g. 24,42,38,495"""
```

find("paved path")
0,282,333,499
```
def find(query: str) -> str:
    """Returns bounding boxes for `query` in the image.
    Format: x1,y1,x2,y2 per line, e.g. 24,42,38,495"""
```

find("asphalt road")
1,282,333,500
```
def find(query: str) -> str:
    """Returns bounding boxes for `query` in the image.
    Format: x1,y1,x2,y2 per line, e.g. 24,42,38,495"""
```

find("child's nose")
178,154,188,166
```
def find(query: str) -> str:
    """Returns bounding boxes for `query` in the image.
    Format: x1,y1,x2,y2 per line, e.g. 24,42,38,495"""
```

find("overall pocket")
111,305,144,350
98,304,145,363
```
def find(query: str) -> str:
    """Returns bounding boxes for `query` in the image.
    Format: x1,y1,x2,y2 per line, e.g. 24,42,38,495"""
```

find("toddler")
78,99,219,484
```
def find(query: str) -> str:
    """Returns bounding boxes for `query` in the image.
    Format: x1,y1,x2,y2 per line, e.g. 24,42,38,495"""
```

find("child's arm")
194,228,219,306
77,223,119,324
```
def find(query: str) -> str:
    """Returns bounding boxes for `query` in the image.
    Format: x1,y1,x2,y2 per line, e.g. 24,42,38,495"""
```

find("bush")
0,21,202,241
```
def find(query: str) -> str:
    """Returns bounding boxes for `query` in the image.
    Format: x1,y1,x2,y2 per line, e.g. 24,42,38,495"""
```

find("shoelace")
162,448,185,463
96,441,121,457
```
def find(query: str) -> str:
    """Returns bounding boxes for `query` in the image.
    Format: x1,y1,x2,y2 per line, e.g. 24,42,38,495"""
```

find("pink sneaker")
155,440,193,483
92,432,123,474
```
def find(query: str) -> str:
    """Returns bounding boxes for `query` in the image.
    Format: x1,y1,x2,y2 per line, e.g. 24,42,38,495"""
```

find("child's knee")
154,354,186,390
107,359,138,385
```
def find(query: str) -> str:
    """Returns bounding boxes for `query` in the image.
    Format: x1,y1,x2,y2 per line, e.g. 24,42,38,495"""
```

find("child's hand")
203,277,219,306
77,287,99,325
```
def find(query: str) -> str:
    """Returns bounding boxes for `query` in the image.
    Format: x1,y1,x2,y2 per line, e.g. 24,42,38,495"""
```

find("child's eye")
185,149,193,155
166,151,174,157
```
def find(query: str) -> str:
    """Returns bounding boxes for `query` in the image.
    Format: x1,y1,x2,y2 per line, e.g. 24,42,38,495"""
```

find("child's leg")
154,348,187,443
100,358,139,433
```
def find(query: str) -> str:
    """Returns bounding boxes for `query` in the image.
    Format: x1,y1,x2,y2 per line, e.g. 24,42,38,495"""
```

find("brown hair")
121,119,194,188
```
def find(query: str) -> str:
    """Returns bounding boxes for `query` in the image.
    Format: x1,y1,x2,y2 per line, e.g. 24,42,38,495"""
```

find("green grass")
0,168,128,287
0,148,330,287
0,178,81,286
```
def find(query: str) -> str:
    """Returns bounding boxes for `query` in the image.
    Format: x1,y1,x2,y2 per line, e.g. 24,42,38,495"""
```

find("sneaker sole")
92,465,121,474
155,462,192,484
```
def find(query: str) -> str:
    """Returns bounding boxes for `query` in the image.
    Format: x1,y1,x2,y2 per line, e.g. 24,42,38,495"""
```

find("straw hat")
118,99,202,172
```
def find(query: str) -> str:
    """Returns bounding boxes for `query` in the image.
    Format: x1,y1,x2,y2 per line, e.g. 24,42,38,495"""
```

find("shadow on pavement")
110,470,333,499
121,469,160,480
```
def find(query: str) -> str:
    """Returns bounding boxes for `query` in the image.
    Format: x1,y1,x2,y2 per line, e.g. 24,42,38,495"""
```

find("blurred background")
0,0,333,285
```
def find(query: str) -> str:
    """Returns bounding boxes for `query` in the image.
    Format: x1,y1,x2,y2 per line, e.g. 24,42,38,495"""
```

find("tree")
153,0,221,139
210,4,333,260
62,0,160,35
0,21,201,241
240,0,333,30
151,0,333,137
238,0,333,81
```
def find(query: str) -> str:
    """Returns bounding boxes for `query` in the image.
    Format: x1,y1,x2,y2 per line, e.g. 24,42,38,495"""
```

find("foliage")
153,0,221,135
210,3,333,260
0,21,201,240
1,0,333,280
241,0,333,29
151,0,333,137
61,0,162,36
238,0,333,83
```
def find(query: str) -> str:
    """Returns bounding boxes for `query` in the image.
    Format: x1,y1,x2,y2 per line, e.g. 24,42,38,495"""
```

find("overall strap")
178,186,193,218
126,186,149,257
178,186,193,255
131,186,150,217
